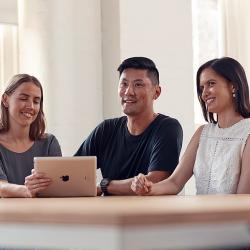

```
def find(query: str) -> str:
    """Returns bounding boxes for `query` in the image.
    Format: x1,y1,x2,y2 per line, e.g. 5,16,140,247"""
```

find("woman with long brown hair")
0,74,61,197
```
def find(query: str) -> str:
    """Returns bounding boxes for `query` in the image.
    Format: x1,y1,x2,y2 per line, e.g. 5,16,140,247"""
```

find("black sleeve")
74,121,106,169
148,119,183,173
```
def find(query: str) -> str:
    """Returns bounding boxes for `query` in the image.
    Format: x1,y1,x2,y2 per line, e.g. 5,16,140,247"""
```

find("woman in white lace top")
131,57,250,195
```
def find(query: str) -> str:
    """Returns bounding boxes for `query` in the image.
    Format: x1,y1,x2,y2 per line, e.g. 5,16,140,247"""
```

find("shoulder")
95,116,127,131
157,114,181,126
102,116,127,126
194,125,205,138
36,133,60,147
155,114,182,132
40,133,58,142
36,133,62,156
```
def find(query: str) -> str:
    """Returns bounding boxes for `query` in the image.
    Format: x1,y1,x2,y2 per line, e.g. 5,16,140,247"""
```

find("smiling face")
118,68,160,117
3,82,42,129
199,67,235,115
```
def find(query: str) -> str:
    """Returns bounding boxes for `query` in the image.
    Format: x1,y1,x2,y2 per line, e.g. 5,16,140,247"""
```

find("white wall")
18,0,103,155
0,0,17,24
101,0,122,118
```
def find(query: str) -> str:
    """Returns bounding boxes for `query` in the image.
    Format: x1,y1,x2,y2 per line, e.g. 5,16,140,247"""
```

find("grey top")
0,134,62,185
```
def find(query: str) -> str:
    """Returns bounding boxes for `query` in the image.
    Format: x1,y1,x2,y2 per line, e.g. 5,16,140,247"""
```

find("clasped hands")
131,173,153,195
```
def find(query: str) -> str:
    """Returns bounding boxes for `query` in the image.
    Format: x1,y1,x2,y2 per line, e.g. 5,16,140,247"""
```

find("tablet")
34,156,97,197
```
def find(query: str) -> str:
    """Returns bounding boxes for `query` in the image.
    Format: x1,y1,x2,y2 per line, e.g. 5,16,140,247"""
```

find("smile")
123,100,136,104
21,112,34,118
206,97,215,105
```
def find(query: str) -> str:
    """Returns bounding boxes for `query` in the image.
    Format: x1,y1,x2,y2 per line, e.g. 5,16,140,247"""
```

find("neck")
127,112,158,135
6,125,31,143
217,110,243,128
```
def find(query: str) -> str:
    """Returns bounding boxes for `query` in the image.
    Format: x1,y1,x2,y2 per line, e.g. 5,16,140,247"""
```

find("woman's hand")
131,173,153,195
24,169,52,197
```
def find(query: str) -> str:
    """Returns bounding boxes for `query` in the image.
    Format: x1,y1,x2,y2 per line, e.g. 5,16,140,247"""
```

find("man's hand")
131,173,153,195
24,169,52,198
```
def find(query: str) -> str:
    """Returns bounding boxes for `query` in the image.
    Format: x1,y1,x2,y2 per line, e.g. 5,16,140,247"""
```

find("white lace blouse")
193,119,250,194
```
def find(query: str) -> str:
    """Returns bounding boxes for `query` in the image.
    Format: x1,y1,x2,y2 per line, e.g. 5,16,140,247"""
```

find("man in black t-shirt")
75,57,183,195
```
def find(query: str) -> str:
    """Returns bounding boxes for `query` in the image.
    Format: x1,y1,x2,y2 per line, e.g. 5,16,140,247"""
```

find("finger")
25,178,52,187
29,185,50,197
135,176,146,188
27,181,51,193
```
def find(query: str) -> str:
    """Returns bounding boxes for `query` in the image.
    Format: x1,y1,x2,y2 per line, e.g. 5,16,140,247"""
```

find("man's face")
118,68,160,117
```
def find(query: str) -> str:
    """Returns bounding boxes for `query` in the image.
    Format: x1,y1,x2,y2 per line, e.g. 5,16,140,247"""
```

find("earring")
232,89,236,98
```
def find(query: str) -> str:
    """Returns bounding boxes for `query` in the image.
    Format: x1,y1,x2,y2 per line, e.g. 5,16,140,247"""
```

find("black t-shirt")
75,114,183,180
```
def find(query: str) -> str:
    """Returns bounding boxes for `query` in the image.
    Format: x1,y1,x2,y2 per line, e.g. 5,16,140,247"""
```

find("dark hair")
117,57,160,85
0,74,46,140
196,57,250,123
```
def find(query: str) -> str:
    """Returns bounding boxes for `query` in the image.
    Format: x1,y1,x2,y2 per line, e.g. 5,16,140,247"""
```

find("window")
192,0,219,126
0,24,18,92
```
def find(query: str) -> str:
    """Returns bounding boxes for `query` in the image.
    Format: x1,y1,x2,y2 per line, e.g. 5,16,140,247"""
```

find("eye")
208,81,216,87
120,81,128,88
134,82,144,87
34,99,41,105
19,97,28,101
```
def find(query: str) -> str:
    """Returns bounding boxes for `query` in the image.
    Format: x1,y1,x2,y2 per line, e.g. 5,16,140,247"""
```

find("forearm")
0,182,28,198
150,177,182,195
107,178,135,195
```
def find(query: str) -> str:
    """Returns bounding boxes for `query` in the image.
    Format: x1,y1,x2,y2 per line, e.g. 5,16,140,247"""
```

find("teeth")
206,98,214,105
124,100,135,103
22,112,33,118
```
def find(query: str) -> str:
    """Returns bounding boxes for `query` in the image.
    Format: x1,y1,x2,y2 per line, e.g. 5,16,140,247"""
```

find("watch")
100,178,111,196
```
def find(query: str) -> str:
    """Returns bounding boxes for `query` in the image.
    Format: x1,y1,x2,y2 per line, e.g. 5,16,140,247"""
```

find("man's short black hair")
117,57,160,85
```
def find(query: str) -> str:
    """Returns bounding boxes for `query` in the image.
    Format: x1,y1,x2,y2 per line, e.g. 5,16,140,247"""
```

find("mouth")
21,111,35,119
122,99,137,104
205,97,215,105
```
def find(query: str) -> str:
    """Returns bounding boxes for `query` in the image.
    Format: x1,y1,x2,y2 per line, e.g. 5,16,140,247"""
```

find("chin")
207,108,217,113
123,110,138,116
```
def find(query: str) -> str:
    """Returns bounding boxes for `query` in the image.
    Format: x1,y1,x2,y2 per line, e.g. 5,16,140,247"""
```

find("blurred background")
0,0,249,194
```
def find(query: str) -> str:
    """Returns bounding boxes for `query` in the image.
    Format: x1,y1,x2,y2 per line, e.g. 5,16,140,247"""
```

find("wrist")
24,186,32,198
100,178,111,196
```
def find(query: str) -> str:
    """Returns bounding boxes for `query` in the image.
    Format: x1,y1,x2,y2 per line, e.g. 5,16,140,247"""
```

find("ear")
153,85,161,100
230,84,236,93
2,93,9,108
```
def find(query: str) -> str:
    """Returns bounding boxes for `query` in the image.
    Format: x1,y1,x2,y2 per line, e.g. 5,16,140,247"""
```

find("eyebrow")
200,78,216,85
18,93,41,99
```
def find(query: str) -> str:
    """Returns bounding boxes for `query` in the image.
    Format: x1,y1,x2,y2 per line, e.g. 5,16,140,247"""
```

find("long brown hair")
196,57,250,123
0,74,46,140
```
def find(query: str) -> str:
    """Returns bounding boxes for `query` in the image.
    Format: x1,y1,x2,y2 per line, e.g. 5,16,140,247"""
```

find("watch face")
101,178,110,186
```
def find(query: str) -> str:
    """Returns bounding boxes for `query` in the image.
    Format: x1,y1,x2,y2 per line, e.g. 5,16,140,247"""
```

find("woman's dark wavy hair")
0,74,45,140
196,57,250,123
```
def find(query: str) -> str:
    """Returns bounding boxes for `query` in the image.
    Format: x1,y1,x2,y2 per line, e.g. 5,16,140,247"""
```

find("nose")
124,83,135,96
26,99,34,109
201,86,209,100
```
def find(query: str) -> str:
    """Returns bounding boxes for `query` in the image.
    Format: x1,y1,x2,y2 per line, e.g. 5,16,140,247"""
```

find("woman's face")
199,67,235,115
3,82,42,129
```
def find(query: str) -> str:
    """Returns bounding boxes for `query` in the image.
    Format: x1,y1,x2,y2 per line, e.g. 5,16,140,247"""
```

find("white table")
1,195,250,249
